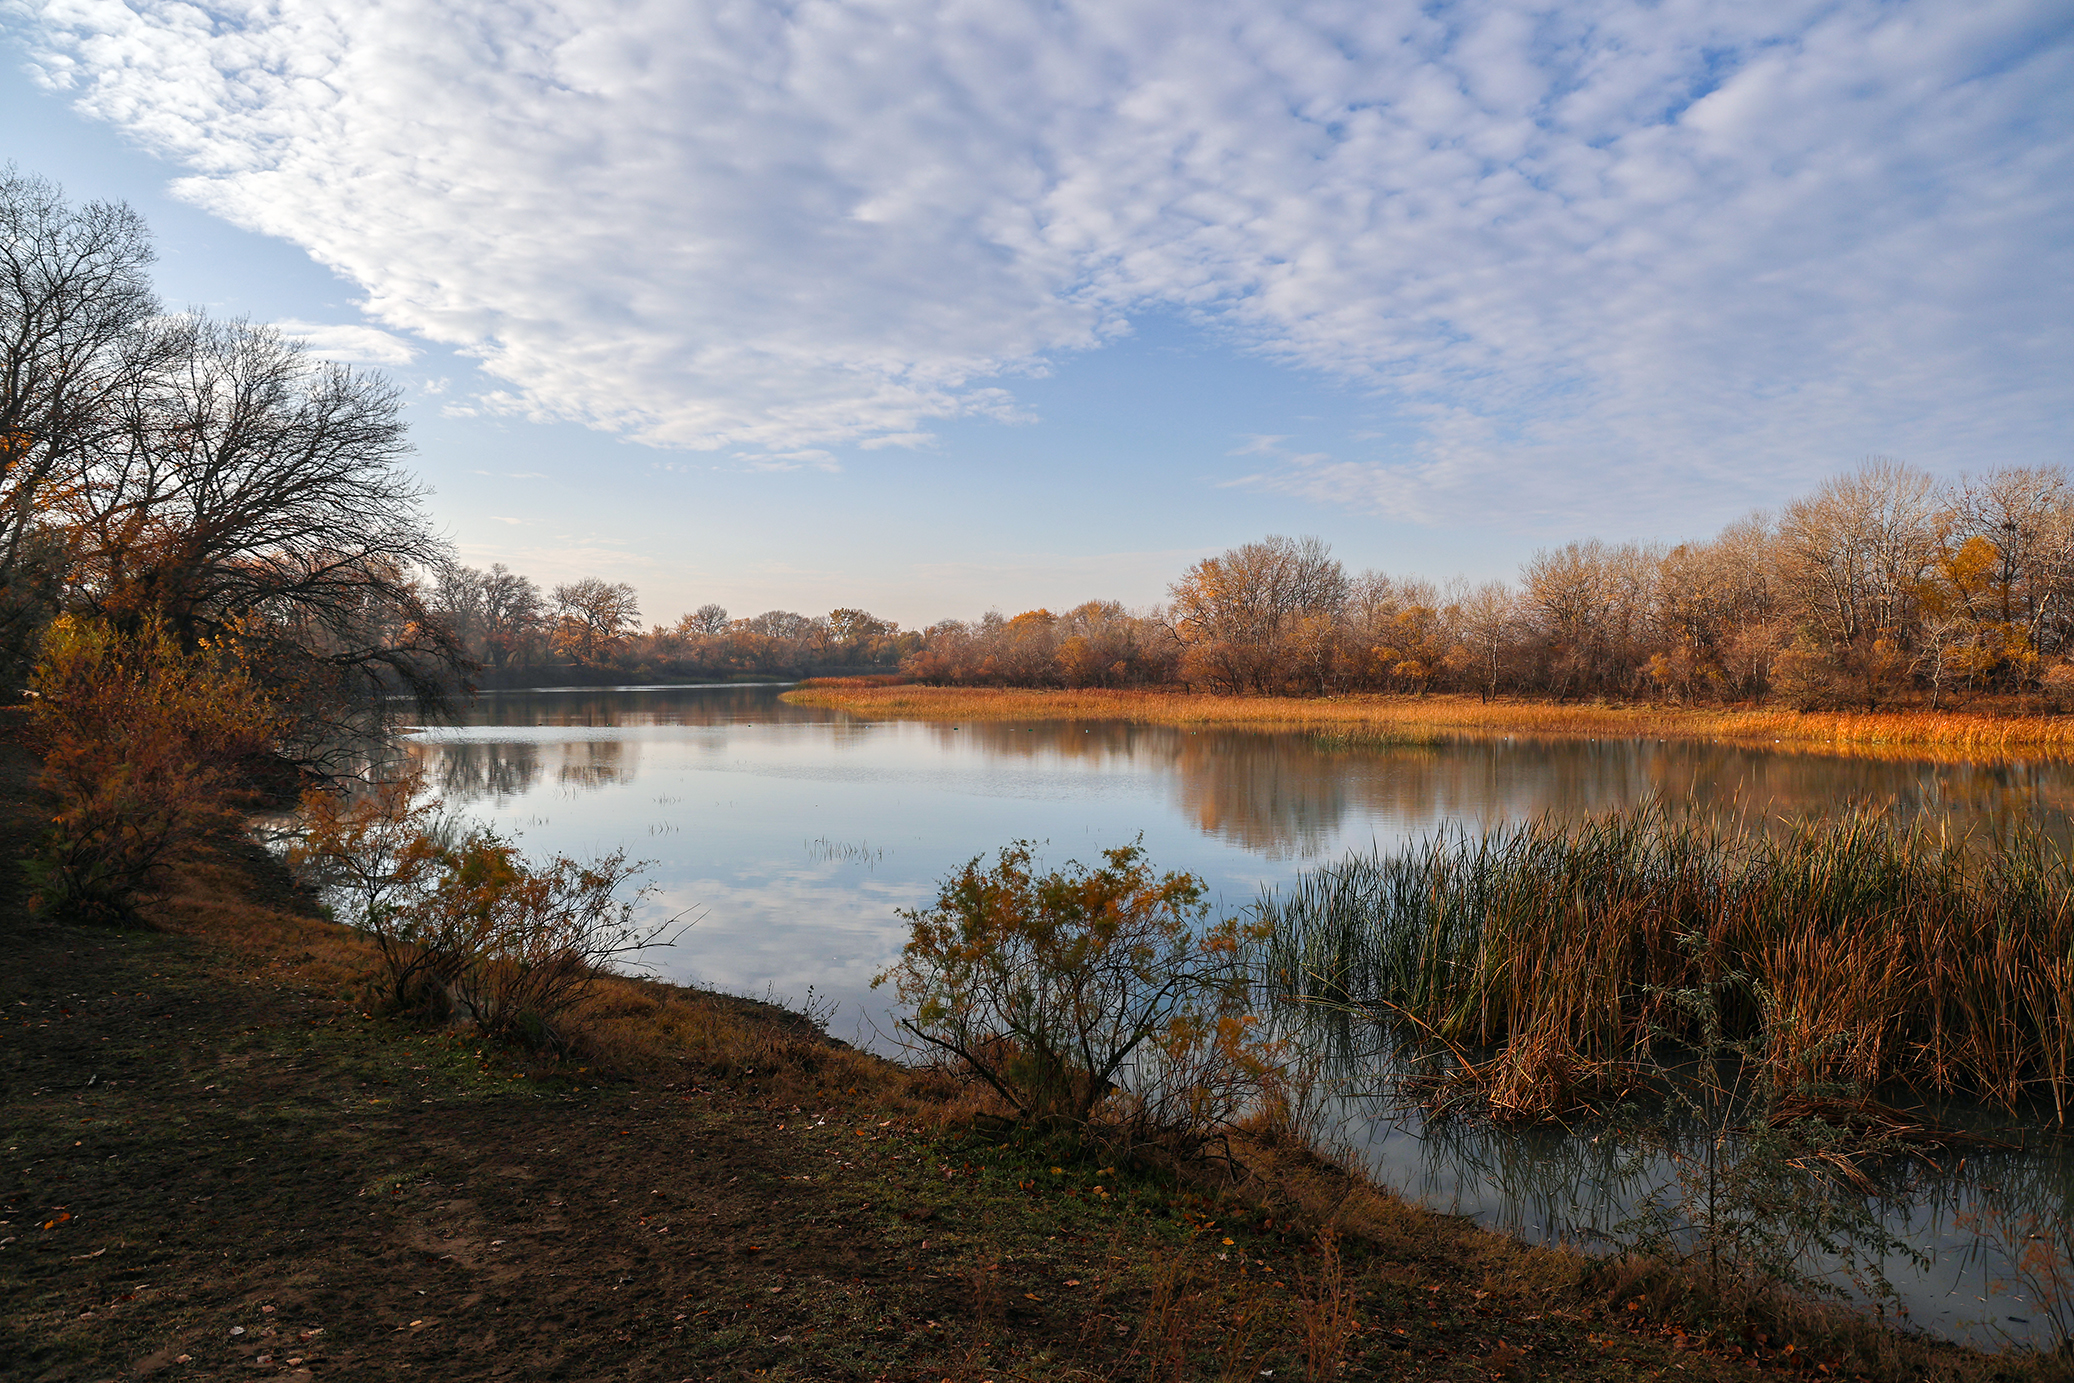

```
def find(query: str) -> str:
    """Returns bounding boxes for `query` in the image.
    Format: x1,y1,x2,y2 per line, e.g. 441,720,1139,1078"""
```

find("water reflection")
437,688,2074,858
429,741,542,802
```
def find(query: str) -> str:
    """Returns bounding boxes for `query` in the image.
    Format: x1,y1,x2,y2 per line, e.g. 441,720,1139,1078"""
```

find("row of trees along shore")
427,566,919,687
904,464,2074,711
457,456,2074,715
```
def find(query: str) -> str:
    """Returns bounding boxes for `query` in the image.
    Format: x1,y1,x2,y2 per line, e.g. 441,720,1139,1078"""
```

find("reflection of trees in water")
465,685,827,728
407,740,542,805
409,736,640,801
952,722,2074,857
554,738,637,791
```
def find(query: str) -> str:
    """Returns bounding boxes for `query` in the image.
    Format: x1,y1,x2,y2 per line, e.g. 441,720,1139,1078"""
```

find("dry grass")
791,673,911,690
1263,804,2074,1117
785,685,2074,763
143,835,912,1106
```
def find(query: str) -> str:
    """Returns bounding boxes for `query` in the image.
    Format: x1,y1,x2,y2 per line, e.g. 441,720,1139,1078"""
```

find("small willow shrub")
879,839,1277,1148
292,774,674,1050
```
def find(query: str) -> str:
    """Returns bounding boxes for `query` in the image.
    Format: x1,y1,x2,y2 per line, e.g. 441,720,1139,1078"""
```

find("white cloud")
15,0,2073,527
740,449,841,473
274,318,418,365
856,432,937,451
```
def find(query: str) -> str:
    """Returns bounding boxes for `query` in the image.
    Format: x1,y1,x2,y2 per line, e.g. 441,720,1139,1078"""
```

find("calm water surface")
404,683,2074,1346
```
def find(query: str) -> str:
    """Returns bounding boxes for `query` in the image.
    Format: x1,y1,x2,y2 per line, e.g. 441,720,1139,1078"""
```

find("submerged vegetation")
1259,803,2074,1120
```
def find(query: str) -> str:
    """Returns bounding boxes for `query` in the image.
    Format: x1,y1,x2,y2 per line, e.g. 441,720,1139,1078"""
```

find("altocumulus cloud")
14,0,2073,524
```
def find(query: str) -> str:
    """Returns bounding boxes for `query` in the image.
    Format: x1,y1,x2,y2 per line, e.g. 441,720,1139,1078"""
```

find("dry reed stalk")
1295,1227,1359,1382
1754,922,1909,1092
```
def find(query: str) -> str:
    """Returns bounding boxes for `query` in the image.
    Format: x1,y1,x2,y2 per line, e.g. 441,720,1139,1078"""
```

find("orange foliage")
26,616,281,920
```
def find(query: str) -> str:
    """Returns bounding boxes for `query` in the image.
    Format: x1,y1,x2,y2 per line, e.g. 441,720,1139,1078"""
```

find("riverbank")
784,685,2074,761
0,752,2022,1379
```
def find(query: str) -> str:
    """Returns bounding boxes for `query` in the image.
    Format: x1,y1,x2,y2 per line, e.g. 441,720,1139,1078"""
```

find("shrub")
879,839,1274,1146
26,615,280,922
422,836,673,1050
291,774,676,1050
287,768,449,1005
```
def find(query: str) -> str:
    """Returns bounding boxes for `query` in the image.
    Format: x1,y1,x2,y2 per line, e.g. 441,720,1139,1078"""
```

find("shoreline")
784,684,2074,763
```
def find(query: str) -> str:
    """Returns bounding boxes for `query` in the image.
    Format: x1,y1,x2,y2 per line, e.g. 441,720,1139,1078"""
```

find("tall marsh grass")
1258,804,2074,1119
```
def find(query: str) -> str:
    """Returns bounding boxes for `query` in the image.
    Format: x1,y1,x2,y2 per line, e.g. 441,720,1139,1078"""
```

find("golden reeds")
783,685,2074,763
1260,805,2074,1118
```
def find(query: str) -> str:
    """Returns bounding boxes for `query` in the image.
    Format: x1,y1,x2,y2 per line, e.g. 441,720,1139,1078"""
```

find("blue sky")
5,0,2071,629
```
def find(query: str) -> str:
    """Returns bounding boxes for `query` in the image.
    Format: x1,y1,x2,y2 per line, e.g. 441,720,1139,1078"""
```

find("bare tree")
480,563,546,668
0,168,160,678
1453,580,1518,702
680,602,729,635
64,314,463,749
1167,535,1347,692
552,577,641,664
1777,459,1938,706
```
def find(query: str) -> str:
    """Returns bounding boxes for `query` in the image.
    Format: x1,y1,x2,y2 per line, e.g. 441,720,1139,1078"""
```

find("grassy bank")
783,685,2074,762
0,750,2035,1379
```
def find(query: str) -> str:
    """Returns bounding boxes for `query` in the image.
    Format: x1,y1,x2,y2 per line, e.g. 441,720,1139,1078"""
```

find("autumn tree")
551,577,640,664
1167,535,1347,693
60,314,463,752
26,615,282,920
480,563,547,669
0,169,160,679
680,602,729,635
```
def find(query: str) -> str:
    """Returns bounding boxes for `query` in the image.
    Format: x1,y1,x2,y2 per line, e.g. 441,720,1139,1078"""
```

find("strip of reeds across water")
1257,804,2074,1123
783,685,2074,762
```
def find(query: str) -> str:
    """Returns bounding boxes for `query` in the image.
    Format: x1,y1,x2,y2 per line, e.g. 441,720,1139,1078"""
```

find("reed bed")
1257,805,2074,1120
782,685,2074,762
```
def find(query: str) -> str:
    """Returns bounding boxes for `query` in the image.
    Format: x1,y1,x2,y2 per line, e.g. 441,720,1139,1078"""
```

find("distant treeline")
426,567,919,686
906,461,2074,710
440,463,2074,712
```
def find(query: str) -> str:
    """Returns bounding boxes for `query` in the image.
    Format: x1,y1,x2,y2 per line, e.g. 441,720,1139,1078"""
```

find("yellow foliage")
27,616,281,920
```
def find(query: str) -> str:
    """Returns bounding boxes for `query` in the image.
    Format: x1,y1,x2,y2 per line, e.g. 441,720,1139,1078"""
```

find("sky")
4,0,2071,630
